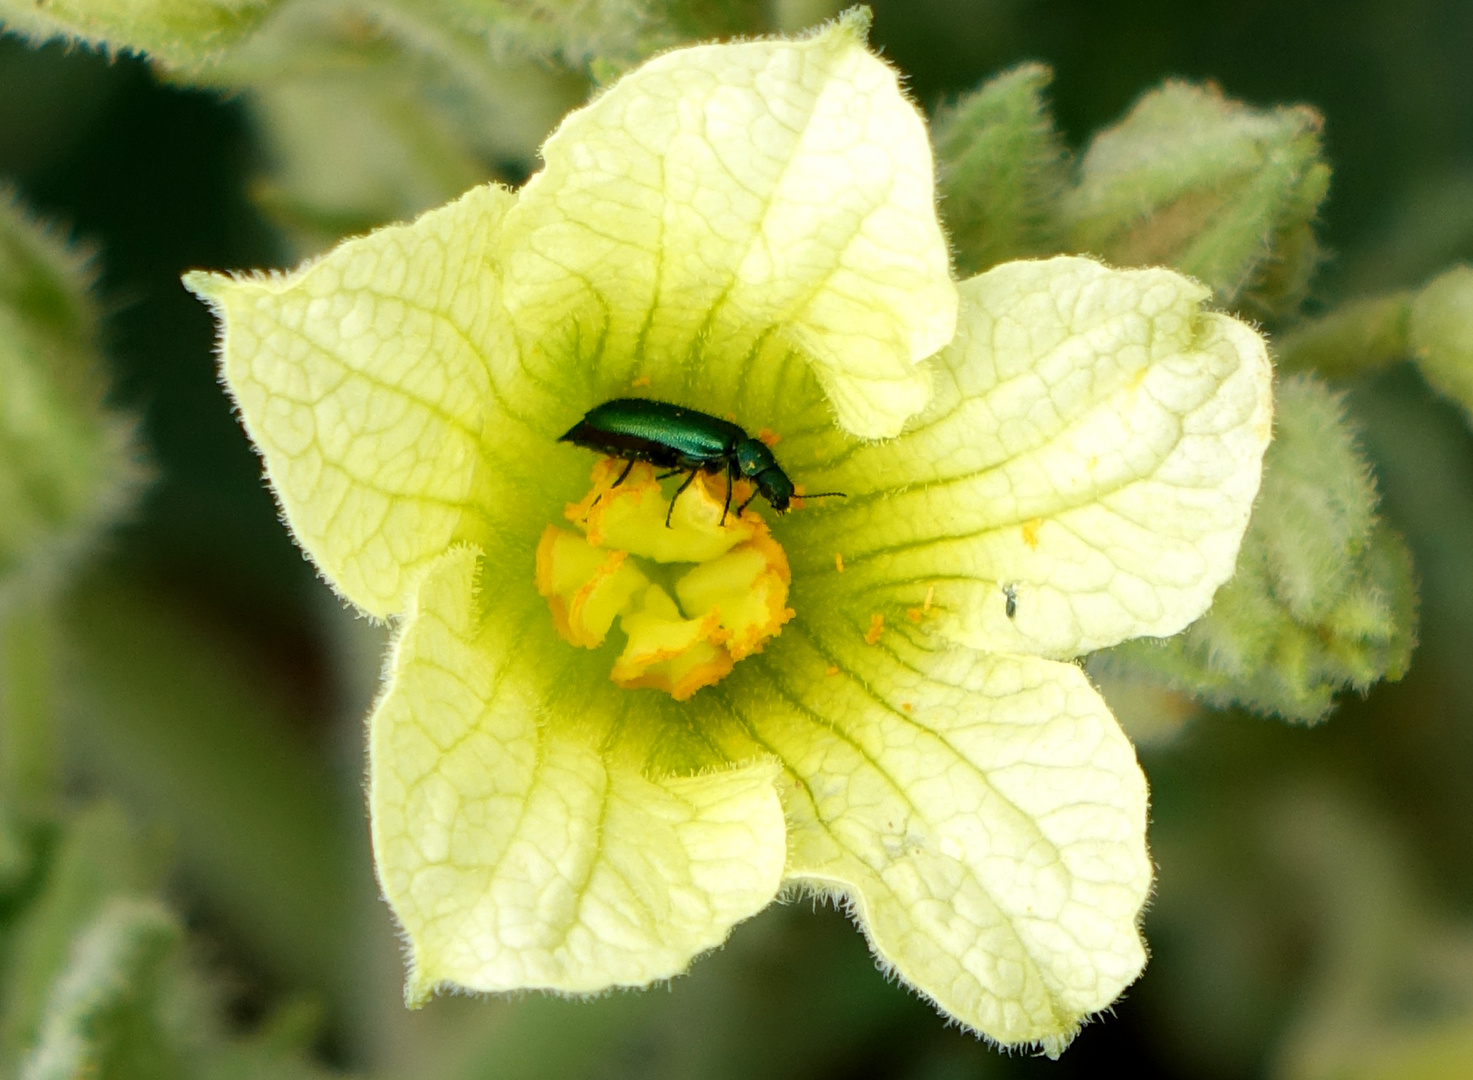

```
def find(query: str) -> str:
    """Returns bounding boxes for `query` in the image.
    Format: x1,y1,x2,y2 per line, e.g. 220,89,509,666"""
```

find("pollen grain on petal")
865,613,885,645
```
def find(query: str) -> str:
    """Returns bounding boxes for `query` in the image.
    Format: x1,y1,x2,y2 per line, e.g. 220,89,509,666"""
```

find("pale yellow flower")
186,12,1271,1051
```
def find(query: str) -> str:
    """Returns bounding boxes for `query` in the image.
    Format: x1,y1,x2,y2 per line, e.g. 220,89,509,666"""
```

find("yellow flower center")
535,458,795,700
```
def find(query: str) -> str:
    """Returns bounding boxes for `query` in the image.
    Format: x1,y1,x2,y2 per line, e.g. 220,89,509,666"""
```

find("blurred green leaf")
1267,788,1473,1080
58,577,360,1013
0,600,57,813
1097,375,1417,722
19,898,183,1080
0,803,165,1071
1272,266,1473,435
1277,290,1414,378
1061,80,1329,316
1409,265,1473,428
4,0,778,257
934,62,1067,275
0,0,280,69
450,902,991,1080
0,196,145,610
421,0,767,67
0,806,350,1080
195,2,583,253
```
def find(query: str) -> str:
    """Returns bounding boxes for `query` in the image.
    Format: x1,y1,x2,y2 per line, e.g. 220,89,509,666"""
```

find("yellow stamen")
923,585,934,612
834,552,844,573
567,458,757,562
535,526,648,648
539,460,795,699
611,585,733,701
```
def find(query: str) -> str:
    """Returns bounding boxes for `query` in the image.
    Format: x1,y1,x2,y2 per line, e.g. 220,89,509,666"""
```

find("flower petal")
793,256,1273,658
498,11,956,438
369,546,786,1000
186,185,528,619
708,615,1150,1049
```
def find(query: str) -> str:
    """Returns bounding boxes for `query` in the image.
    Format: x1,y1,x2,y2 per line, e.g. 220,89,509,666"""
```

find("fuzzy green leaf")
187,2,586,253
410,0,765,70
0,0,279,68
0,197,145,610
1097,375,1417,723
1276,291,1414,378
0,804,165,1073
1062,81,1329,316
934,63,1068,276
1409,265,1473,427
18,899,183,1080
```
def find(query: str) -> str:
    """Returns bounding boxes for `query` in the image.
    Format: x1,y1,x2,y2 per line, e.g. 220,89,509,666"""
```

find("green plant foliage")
0,0,793,256
425,0,769,67
0,197,144,611
194,2,585,252
1409,265,1473,426
1276,290,1415,378
1273,264,1473,435
59,578,361,1008
933,62,1068,274
1097,375,1417,723
19,898,183,1080
0,0,279,67
1061,81,1330,317
0,804,166,1072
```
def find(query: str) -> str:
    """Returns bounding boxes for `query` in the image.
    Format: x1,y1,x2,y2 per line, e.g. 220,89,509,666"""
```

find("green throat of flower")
535,457,795,700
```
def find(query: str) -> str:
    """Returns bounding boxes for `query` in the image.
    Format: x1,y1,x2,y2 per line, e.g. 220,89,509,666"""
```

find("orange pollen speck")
906,607,922,623
630,374,651,388
834,553,845,573
1021,518,1042,549
757,428,781,447
901,703,914,714
825,665,839,676
864,613,884,645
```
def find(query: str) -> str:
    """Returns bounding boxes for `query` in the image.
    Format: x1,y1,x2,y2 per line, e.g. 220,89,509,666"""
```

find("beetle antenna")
799,491,846,501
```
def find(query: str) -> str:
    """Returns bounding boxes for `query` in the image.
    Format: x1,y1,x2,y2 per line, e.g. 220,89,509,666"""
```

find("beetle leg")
737,490,759,515
654,469,682,480
666,470,699,528
588,458,636,510
720,460,736,525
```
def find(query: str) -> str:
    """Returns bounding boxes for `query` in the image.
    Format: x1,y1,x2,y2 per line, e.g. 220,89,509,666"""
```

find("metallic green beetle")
559,398,842,525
